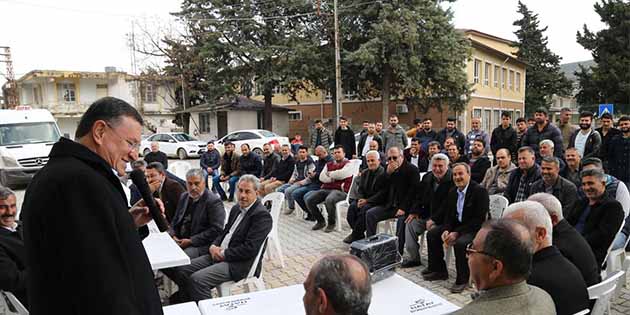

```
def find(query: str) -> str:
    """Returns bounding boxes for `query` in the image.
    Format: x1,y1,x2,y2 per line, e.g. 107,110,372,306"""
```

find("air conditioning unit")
396,104,408,114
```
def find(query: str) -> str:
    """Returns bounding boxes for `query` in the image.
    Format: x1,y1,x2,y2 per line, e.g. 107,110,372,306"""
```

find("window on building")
483,109,492,133
502,68,507,89
493,109,501,128
473,108,482,119
199,113,211,133
473,59,481,84
516,110,522,119
494,65,500,88
142,83,157,103
509,70,515,90
33,85,42,105
515,72,521,92
484,62,491,86
288,111,302,121
57,83,76,103
272,84,286,95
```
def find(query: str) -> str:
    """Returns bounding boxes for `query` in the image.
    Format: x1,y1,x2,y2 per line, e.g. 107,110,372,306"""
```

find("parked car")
215,129,290,156
140,132,207,159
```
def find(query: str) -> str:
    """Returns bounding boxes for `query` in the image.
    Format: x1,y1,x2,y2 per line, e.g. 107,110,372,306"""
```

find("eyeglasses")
465,243,496,259
105,122,141,151
388,156,398,161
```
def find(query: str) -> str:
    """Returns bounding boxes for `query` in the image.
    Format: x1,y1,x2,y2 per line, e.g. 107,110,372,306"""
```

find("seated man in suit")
424,163,489,293
503,201,589,315
302,254,372,315
344,150,387,244
452,220,556,315
360,140,386,171
403,138,425,170
530,156,578,218
259,144,295,196
364,147,419,254
568,168,625,266
169,168,225,259
0,187,28,307
402,153,453,268
168,175,272,302
146,162,185,223
528,193,600,286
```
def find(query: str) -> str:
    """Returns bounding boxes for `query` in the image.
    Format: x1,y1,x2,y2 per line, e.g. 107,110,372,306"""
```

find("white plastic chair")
488,194,509,219
572,309,590,315
588,270,625,315
377,218,397,235
0,291,28,314
335,176,359,232
262,192,285,268
603,234,630,298
217,236,269,297
168,161,192,181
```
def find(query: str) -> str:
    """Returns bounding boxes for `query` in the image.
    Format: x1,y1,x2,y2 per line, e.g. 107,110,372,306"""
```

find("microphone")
129,169,169,232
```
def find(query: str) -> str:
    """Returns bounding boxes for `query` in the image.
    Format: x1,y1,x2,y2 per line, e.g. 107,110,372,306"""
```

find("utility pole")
0,46,18,108
333,0,342,128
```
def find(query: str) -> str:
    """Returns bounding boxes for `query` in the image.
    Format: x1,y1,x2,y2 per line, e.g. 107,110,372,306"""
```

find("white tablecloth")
142,232,191,270
198,274,459,315
163,302,201,315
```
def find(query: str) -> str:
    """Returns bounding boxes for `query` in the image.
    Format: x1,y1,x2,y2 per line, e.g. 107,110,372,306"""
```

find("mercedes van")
0,106,61,187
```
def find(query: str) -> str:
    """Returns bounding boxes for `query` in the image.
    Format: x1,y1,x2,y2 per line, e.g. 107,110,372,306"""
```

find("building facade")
251,29,526,139
13,68,179,138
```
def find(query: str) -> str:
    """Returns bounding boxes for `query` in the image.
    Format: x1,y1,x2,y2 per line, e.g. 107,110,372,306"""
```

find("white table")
163,302,201,315
142,232,191,270
198,274,459,315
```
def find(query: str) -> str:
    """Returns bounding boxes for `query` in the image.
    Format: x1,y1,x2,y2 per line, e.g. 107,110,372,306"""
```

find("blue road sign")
599,104,614,117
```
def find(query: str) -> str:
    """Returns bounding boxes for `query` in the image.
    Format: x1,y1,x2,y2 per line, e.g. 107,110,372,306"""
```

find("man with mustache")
521,107,564,160
382,114,408,151
530,156,578,218
608,116,630,185
0,186,27,307
568,111,602,160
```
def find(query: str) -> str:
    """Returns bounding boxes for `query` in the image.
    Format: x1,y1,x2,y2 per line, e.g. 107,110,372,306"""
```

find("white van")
0,106,61,187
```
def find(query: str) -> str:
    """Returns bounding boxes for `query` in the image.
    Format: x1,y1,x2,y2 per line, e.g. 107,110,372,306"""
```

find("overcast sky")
0,0,604,86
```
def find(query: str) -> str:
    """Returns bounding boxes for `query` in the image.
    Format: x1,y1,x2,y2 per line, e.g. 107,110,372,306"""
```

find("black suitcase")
350,233,399,276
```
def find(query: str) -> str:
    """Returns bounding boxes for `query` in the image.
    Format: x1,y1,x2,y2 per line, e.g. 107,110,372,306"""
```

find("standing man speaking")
21,97,163,315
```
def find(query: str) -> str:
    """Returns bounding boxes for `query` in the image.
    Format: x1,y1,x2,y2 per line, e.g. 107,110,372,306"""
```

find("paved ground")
12,158,630,314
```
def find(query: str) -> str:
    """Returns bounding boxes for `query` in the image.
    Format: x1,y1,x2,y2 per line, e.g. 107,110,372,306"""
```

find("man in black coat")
436,117,466,152
259,145,295,196
468,138,491,184
528,193,601,286
568,168,625,266
503,200,589,315
402,153,453,268
146,161,186,223
22,97,163,315
344,151,388,244
357,122,383,159
530,156,578,218
168,169,225,258
200,141,221,186
504,146,542,203
171,175,272,302
364,147,419,254
334,117,356,159
237,143,263,177
521,107,564,160
260,143,280,180
0,187,28,307
568,111,602,160
490,111,517,162
424,163,489,293
144,141,169,168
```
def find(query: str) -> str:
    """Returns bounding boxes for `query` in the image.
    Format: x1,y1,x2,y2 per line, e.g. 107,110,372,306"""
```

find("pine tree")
513,1,572,115
576,0,630,115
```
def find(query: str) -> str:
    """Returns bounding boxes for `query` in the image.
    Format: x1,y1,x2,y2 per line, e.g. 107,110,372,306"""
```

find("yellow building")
252,29,526,137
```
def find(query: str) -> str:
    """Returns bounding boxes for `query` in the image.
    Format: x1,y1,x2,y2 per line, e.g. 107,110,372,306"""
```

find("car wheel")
253,147,263,156
143,148,151,157
177,148,188,160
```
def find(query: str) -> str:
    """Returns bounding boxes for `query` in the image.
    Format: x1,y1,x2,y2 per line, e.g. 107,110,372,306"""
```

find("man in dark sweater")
200,141,221,188
490,111,517,163
468,138,491,184
237,143,263,178
292,146,332,220
530,156,578,218
277,146,315,214
334,117,356,159
504,201,589,315
259,145,295,196
504,146,542,203
144,141,169,168
260,143,280,181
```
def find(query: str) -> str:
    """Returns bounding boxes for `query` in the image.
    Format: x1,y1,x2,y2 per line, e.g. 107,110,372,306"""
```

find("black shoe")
450,283,468,293
422,271,448,281
312,221,326,230
401,259,422,268
343,233,363,244
324,224,336,233
304,215,316,221
421,268,433,275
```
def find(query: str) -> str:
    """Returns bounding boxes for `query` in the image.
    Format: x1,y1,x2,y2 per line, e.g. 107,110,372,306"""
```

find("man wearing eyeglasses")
424,163,489,293
22,97,164,315
452,219,556,315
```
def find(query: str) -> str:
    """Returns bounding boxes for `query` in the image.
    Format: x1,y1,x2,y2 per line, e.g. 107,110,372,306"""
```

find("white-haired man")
503,201,589,315
528,193,600,286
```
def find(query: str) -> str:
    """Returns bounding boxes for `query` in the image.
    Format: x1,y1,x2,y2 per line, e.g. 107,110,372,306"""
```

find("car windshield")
172,133,196,142
0,122,61,146
259,130,277,138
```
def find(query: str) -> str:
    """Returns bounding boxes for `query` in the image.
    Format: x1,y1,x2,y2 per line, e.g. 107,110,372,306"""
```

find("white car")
140,132,207,159
215,129,290,156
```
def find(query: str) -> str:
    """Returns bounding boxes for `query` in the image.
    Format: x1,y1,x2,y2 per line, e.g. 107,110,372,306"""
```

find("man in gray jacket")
382,114,408,151
453,219,556,315
277,146,315,214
